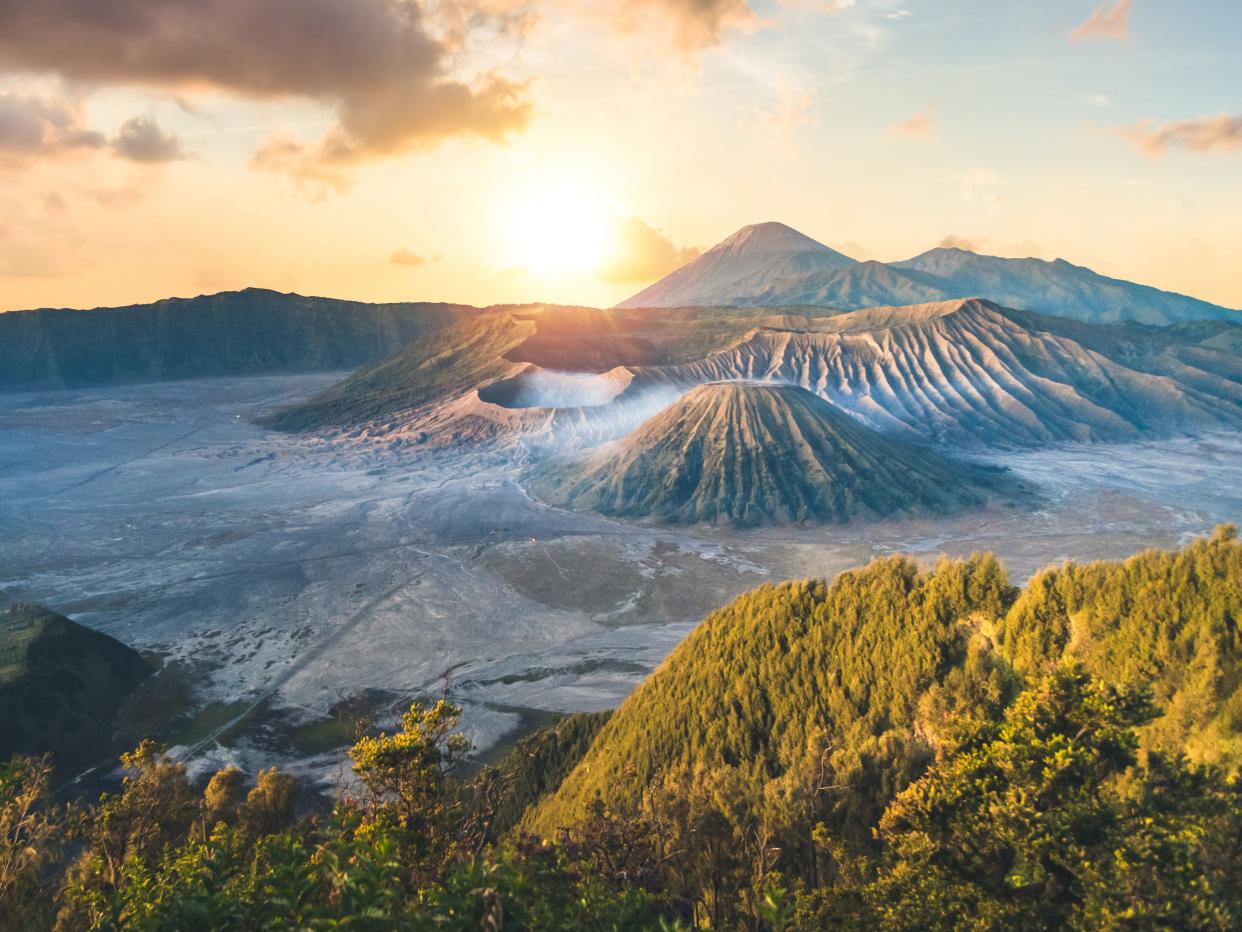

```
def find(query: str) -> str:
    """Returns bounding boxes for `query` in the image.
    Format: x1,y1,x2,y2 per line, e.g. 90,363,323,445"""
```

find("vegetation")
2,529,1240,928
0,605,153,776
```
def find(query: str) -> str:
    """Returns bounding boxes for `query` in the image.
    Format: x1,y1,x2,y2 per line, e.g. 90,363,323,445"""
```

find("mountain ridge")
618,223,1239,326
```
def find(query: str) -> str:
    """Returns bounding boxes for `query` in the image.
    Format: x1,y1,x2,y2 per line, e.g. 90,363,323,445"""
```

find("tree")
866,665,1242,930
0,756,69,931
348,700,471,875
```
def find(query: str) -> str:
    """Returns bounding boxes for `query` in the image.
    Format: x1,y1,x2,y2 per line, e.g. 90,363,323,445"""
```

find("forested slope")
527,527,1242,836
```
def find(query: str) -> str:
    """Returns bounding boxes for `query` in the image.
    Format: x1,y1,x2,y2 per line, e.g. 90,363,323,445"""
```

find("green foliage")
999,524,1242,767
866,665,1242,930
3,530,1241,929
527,552,1016,837
469,711,611,841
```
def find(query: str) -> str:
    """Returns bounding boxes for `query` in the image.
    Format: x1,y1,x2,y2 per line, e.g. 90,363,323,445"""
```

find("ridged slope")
530,381,994,526
635,299,1242,446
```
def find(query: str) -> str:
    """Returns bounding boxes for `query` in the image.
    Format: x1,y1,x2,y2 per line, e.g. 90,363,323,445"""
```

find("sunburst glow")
506,180,613,277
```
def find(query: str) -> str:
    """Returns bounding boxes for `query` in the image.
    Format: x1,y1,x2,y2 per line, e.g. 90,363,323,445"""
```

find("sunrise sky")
1,0,1240,312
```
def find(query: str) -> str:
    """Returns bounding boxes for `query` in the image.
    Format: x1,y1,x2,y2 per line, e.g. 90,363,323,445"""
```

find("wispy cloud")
389,248,431,268
0,91,104,166
756,81,816,155
1070,0,1131,43
938,234,977,252
1122,114,1242,156
891,102,937,138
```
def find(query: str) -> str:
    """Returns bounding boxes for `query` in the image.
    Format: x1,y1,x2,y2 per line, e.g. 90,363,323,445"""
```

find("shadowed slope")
530,381,1000,526
0,288,470,391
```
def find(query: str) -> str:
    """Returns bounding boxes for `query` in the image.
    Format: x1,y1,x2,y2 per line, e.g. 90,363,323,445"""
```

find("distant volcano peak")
716,221,842,255
616,221,856,310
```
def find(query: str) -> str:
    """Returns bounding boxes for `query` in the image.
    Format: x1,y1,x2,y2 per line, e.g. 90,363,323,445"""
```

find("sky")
0,0,1240,312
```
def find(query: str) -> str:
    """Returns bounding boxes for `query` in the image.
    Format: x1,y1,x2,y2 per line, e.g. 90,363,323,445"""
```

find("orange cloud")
1070,0,1131,43
389,248,431,268
597,216,699,282
612,0,757,54
0,92,104,167
0,0,532,179
1123,114,1242,156
891,103,938,138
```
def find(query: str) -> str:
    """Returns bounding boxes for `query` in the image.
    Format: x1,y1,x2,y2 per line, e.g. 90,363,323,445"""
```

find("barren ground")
2,374,1240,786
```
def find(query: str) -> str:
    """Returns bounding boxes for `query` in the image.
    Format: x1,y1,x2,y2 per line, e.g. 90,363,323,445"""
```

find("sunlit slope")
636,299,1242,445
531,381,999,525
262,312,535,432
525,528,1242,837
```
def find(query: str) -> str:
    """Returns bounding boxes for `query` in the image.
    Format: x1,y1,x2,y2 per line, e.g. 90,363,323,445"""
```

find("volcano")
530,381,1003,526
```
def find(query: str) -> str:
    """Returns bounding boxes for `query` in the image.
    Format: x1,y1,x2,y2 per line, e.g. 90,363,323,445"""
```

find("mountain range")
618,221,1239,326
0,289,469,391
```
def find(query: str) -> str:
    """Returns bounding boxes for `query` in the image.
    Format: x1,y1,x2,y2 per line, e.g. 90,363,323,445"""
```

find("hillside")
530,382,1000,525
618,223,1239,326
261,312,536,432
525,527,1242,839
636,298,1242,445
0,603,153,774
0,288,469,391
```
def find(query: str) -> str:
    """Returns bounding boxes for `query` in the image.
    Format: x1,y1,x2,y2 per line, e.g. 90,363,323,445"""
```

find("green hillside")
526,527,1242,837
0,604,153,774
4,534,1241,929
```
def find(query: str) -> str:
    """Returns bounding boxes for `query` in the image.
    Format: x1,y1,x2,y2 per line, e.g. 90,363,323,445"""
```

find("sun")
507,179,612,277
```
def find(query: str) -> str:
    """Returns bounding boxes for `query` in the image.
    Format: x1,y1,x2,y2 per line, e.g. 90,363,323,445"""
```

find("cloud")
938,235,978,252
389,248,431,268
960,168,1003,207
0,0,532,175
612,0,758,54
597,216,699,282
891,103,937,138
1122,114,1242,156
110,116,189,163
0,92,105,166
1070,0,1131,43
756,82,816,155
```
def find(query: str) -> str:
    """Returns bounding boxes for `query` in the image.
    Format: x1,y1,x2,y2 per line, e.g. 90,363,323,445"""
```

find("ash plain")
2,373,1240,787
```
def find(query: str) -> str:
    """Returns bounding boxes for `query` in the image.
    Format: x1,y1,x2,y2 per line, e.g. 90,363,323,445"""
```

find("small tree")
0,756,69,930
347,700,470,875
